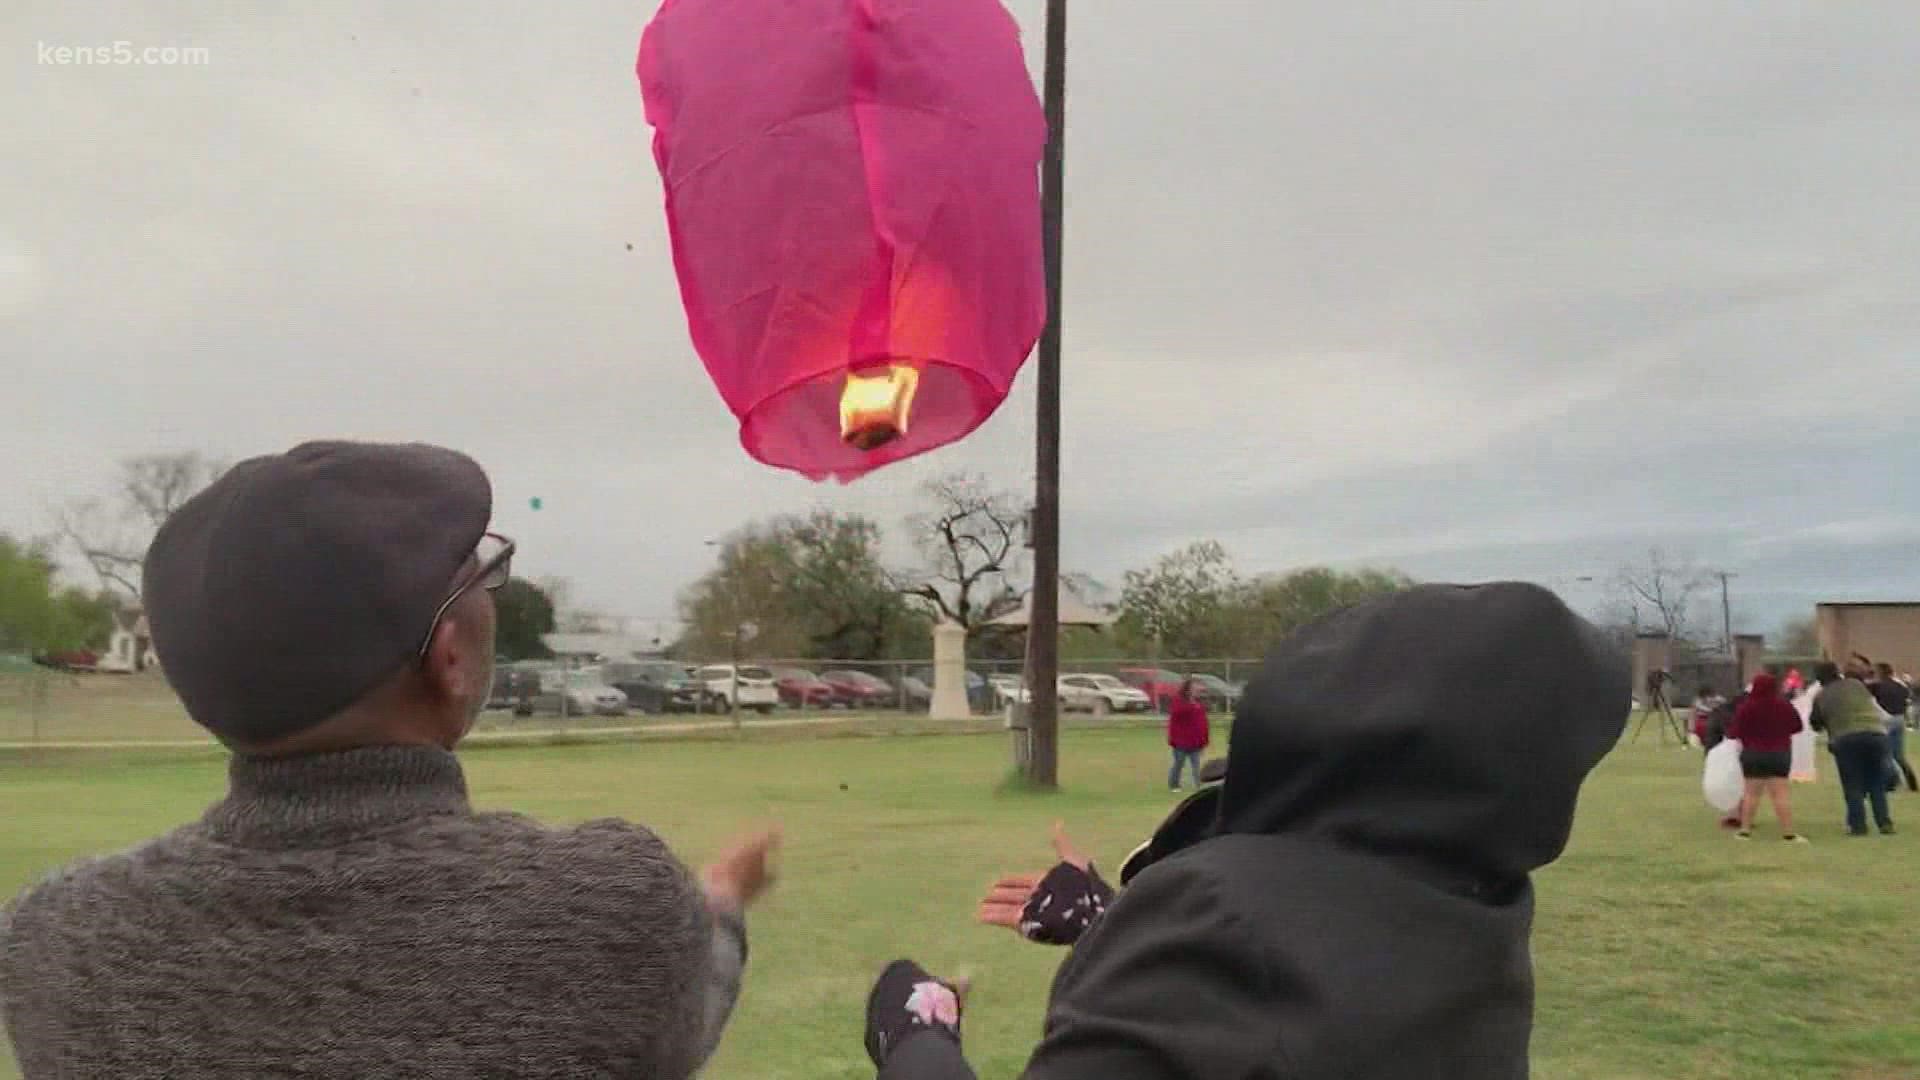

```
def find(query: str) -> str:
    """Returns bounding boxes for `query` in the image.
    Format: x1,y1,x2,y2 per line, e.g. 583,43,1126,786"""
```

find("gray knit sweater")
0,745,746,1078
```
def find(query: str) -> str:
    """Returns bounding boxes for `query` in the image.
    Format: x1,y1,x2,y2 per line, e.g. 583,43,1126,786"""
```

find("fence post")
1007,701,1031,773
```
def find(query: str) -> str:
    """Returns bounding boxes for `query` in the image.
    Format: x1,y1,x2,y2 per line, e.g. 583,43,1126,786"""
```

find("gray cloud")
5,1,1916,639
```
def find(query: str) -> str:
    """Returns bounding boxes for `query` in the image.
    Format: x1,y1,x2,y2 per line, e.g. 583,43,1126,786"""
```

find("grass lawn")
2,720,1917,1079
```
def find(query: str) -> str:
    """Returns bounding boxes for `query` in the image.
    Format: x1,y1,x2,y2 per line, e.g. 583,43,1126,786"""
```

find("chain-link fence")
0,670,208,747
0,657,1262,751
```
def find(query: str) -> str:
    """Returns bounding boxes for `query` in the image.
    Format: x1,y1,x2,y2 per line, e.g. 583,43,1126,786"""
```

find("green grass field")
3,720,1918,1079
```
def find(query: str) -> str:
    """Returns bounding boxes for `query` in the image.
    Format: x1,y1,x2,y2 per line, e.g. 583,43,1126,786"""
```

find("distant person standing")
1691,686,1725,752
1783,667,1805,696
1809,661,1894,836
1726,673,1807,842
1868,662,1916,792
1165,678,1210,791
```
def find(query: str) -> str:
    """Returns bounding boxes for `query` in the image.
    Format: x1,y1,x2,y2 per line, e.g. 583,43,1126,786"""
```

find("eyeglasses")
417,532,515,660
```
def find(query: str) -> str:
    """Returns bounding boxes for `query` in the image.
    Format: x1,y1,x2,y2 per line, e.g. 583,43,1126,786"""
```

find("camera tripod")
1632,676,1687,745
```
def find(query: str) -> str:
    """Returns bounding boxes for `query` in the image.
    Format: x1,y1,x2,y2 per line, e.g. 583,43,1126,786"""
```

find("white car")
987,674,1029,708
691,664,780,712
1058,674,1153,714
539,669,630,716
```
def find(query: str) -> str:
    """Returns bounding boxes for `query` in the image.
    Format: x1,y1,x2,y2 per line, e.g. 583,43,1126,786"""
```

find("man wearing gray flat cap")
0,440,778,1079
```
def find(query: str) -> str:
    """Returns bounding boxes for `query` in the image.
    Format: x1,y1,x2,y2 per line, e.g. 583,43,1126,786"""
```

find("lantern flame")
839,363,920,451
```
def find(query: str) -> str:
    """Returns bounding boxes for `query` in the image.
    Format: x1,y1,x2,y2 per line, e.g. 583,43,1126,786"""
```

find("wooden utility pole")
1713,570,1737,656
1023,0,1068,787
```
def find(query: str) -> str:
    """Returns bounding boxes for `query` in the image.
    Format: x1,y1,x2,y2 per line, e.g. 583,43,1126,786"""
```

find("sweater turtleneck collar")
202,744,471,848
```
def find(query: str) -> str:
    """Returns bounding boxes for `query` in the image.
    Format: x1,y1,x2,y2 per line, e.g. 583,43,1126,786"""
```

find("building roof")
540,632,665,659
1816,601,1920,610
985,587,1116,628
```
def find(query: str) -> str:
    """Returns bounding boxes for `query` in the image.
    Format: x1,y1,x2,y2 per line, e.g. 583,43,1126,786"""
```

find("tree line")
7,453,1416,668
673,475,1414,664
0,536,117,657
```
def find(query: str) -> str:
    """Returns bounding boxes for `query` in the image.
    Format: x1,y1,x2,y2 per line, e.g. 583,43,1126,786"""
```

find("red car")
1117,667,1185,712
820,669,896,709
35,650,99,673
772,667,836,709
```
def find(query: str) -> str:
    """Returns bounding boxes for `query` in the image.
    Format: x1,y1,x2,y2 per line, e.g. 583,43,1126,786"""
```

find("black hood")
1128,582,1626,887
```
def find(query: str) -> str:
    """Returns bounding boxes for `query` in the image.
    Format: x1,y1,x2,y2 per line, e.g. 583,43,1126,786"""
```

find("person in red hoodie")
1726,671,1808,842
1165,678,1210,791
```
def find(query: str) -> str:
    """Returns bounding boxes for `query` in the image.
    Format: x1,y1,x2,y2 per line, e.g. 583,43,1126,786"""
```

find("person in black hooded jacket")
863,581,1627,1080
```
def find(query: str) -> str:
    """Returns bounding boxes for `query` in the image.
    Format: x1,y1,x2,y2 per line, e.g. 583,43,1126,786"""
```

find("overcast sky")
6,1,1917,644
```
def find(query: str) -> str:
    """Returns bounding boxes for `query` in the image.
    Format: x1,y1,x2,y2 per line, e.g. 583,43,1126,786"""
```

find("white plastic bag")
1791,688,1818,783
1703,738,1744,814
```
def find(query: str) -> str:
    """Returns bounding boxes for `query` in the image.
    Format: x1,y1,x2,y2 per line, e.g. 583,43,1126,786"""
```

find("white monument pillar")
931,620,972,720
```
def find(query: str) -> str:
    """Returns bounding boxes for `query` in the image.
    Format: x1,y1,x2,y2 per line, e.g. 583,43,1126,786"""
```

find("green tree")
0,535,112,654
493,577,556,660
680,510,920,661
1116,542,1413,660
1115,541,1241,658
1225,566,1412,655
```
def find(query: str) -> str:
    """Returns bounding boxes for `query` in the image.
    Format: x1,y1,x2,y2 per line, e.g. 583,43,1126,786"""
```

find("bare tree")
51,499,144,598
1777,615,1819,656
121,454,222,529
1610,547,1708,645
53,452,226,600
902,472,1026,631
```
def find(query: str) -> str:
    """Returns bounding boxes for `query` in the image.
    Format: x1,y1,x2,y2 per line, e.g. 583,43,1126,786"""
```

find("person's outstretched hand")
700,827,781,914
978,820,1085,929
977,821,1112,945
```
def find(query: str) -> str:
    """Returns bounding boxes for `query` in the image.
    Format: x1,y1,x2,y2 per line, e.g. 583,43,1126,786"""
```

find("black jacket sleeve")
877,1032,979,1080
1020,859,1286,1079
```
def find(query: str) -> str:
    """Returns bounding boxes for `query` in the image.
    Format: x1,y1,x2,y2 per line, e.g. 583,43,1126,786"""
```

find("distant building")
1815,602,1920,674
1631,631,1766,703
97,606,156,674
540,633,669,666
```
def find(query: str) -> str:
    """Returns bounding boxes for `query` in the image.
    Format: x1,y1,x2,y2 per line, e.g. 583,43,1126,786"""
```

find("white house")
98,606,157,674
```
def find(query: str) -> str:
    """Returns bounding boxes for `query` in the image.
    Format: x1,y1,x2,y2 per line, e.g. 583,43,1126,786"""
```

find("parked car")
33,650,99,673
1117,667,1186,711
820,669,897,709
771,667,836,709
690,664,780,712
987,674,1029,709
911,668,992,712
1187,673,1244,710
602,660,710,714
486,667,542,715
523,669,629,717
898,674,933,712
1058,673,1153,714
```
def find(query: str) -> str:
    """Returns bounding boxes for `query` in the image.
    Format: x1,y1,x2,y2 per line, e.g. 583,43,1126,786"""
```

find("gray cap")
143,441,491,746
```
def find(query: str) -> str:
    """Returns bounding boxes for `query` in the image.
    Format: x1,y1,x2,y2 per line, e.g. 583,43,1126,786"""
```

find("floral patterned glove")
865,959,965,1067
1017,861,1115,945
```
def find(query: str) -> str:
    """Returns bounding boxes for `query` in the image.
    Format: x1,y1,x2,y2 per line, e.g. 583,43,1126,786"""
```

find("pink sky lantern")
638,0,1047,482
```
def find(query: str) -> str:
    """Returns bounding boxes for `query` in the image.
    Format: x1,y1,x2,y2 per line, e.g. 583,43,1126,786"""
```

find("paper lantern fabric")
638,0,1047,482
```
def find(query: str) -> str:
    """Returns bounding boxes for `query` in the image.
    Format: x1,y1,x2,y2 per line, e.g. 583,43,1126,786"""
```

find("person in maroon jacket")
1165,678,1210,790
1727,671,1808,842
